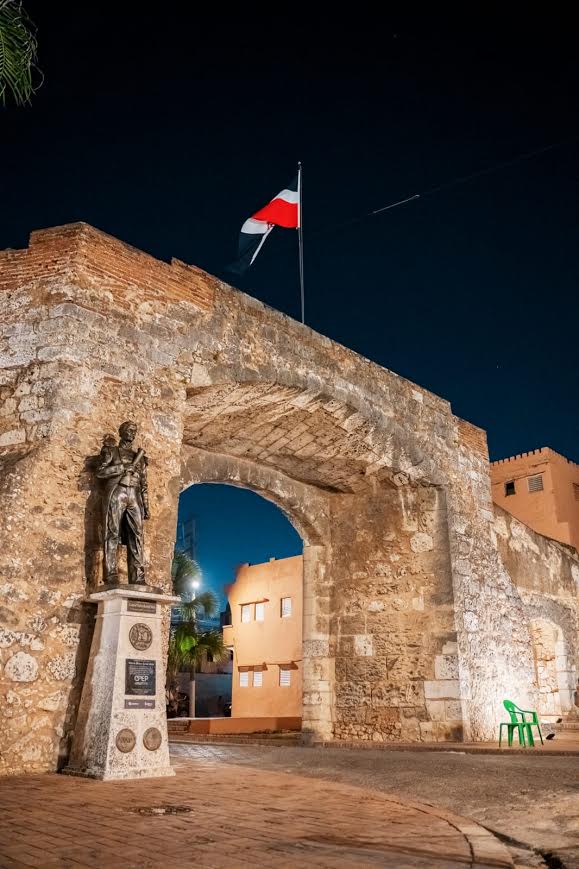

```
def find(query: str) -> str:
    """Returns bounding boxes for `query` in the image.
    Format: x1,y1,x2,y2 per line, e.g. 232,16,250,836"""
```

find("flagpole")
249,224,274,267
297,161,305,324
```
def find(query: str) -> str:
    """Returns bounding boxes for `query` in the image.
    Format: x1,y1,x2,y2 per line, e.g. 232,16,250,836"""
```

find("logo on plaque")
143,727,162,751
129,623,153,651
115,728,136,753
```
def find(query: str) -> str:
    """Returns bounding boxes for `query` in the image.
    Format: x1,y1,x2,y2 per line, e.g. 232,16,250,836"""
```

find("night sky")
2,8,578,599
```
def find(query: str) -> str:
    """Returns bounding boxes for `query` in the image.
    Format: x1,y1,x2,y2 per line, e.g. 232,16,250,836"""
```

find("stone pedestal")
64,586,179,780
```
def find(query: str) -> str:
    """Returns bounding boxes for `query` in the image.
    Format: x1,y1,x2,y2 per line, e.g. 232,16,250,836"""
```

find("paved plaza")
172,743,578,868
1,743,578,868
0,748,514,869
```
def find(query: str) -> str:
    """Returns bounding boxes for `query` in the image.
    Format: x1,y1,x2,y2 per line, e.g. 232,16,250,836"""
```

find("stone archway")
177,382,469,745
0,223,547,774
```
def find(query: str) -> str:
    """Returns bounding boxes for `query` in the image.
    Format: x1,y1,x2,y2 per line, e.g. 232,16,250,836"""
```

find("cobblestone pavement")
170,743,579,868
0,752,514,869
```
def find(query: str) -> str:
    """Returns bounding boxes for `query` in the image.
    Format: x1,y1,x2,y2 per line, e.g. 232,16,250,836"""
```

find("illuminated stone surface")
1,223,577,774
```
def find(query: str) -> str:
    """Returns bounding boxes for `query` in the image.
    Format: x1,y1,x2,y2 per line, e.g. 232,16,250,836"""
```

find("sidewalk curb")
169,735,579,756
387,797,514,867
320,740,579,757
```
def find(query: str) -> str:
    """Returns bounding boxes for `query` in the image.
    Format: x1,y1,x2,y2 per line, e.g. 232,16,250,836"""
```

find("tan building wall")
491,448,579,552
223,556,303,719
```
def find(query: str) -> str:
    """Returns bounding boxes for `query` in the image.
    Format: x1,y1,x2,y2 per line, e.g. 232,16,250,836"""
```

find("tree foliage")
166,551,227,715
0,0,39,106
171,549,201,601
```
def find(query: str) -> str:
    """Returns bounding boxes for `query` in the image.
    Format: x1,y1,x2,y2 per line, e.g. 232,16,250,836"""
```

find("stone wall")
331,484,463,742
0,222,572,774
494,506,579,717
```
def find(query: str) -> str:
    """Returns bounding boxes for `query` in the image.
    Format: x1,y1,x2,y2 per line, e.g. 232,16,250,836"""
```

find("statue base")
98,580,166,597
63,586,180,781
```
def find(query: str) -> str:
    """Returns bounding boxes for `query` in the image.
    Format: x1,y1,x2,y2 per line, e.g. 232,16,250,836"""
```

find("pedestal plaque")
64,586,179,781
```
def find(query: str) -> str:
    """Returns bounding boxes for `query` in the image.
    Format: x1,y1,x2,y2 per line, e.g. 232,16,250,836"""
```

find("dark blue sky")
178,485,302,608
2,8,578,590
2,7,577,463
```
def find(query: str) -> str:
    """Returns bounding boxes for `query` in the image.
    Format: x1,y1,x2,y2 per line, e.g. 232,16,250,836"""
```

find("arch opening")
169,482,306,730
178,441,334,741
530,619,575,718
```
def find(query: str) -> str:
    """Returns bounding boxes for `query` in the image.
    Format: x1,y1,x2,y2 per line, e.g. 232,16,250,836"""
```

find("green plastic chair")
499,699,544,747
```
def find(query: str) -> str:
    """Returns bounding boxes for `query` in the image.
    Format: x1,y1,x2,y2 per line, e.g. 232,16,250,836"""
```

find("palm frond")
0,0,39,107
195,629,227,663
192,589,219,619
171,549,201,600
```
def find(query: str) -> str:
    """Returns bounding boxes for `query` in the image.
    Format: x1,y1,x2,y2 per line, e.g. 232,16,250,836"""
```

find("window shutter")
279,668,291,687
281,597,292,618
241,604,252,623
255,602,265,622
239,671,249,687
528,474,544,493
253,670,263,687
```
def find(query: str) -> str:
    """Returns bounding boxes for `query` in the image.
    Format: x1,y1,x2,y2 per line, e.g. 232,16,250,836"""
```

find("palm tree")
171,549,201,601
166,550,226,717
0,1,39,106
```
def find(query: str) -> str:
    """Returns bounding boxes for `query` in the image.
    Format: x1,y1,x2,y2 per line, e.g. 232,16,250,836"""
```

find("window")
239,671,249,687
240,604,252,623
253,670,263,687
505,480,515,496
255,602,265,622
281,597,292,618
574,483,579,502
528,474,544,493
279,668,291,687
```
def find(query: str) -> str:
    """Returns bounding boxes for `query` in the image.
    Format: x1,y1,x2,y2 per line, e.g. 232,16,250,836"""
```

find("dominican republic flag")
228,175,300,274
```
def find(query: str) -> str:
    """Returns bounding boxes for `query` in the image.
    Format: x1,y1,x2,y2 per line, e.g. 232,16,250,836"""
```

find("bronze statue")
96,421,150,585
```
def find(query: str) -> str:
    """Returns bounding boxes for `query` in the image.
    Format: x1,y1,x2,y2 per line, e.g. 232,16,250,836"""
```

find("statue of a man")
96,421,150,585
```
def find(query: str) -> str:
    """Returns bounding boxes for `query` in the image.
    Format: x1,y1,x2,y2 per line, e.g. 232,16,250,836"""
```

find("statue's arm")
141,458,150,519
95,448,123,479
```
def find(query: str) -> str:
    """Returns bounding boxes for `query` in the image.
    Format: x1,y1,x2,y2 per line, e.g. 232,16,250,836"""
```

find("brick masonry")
1,222,577,774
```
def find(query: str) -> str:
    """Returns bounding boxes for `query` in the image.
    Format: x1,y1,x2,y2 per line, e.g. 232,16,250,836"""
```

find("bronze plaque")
115,728,136,753
127,599,156,614
125,659,156,696
129,623,153,651
143,727,162,751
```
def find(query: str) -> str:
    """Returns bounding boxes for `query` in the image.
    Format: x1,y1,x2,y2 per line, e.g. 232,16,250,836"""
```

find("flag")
228,176,299,274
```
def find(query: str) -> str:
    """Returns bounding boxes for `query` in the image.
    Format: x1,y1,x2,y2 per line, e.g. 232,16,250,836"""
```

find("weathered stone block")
445,700,464,721
410,532,433,552
434,655,459,680
424,680,461,700
366,708,401,726
4,652,38,682
338,615,366,635
425,699,446,721
353,634,373,657
0,428,25,446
